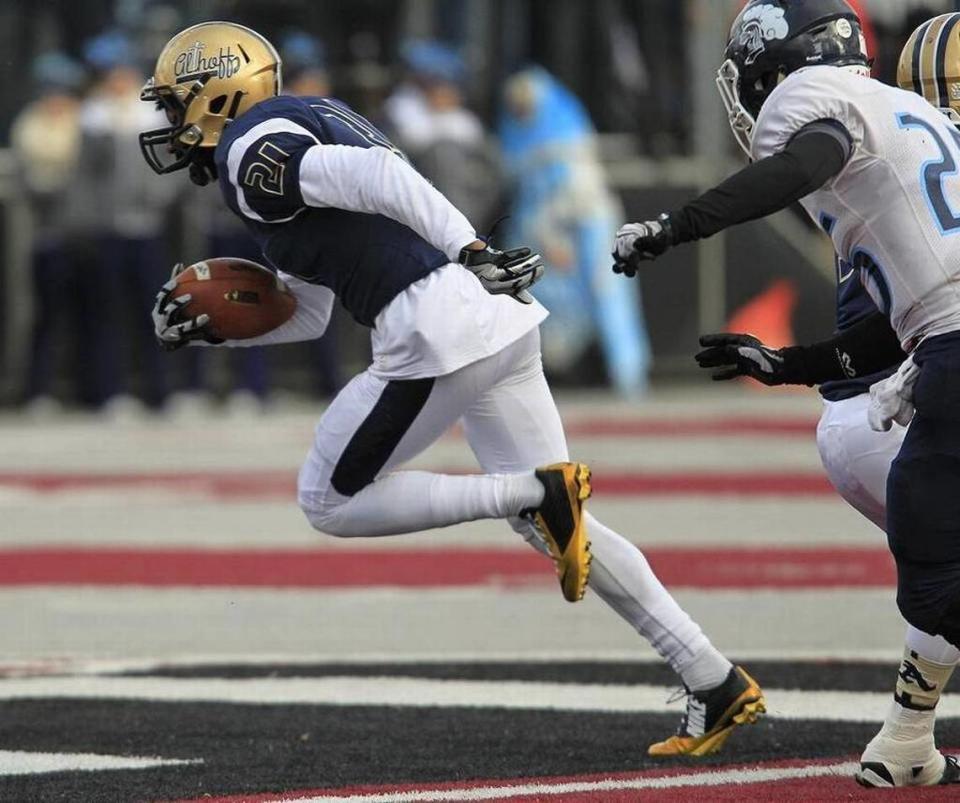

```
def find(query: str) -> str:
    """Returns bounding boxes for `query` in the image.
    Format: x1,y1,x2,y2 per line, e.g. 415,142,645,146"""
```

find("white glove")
458,244,544,304
868,356,920,432
612,213,673,276
151,263,222,351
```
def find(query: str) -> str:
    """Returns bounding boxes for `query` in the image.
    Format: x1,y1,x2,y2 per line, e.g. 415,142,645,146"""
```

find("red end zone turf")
172,756,960,802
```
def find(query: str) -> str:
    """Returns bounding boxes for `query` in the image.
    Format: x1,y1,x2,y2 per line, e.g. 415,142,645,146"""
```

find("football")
169,257,297,340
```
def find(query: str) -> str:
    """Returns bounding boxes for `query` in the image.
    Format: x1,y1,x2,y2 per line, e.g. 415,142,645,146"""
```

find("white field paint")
0,750,201,776
0,647,908,677
0,674,944,722
274,761,863,803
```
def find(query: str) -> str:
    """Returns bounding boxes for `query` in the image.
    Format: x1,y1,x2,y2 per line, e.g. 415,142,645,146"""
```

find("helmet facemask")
138,73,214,176
716,59,778,158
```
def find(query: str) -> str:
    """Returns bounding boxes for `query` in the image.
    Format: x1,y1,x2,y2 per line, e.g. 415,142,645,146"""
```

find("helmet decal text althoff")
174,41,242,82
740,4,790,65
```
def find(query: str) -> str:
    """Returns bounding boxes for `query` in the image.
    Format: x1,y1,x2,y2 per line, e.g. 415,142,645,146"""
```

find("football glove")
459,244,544,304
695,333,788,385
868,357,919,432
613,213,674,276
151,263,224,352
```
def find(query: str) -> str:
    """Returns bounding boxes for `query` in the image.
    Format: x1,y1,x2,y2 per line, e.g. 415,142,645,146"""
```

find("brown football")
170,258,297,340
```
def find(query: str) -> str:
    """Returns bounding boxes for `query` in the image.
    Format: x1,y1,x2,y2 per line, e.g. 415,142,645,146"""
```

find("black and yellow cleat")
530,462,592,603
648,665,766,757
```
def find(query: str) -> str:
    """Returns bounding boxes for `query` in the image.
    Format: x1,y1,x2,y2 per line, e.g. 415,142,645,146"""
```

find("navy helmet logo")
740,4,790,65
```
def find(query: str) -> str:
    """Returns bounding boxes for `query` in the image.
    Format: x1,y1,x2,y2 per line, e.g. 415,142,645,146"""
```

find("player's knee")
935,593,960,651
896,583,942,637
298,486,351,538
895,560,960,645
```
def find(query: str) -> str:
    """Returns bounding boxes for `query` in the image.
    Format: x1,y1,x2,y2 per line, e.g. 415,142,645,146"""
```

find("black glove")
459,244,544,304
695,333,789,385
612,213,674,276
151,263,225,352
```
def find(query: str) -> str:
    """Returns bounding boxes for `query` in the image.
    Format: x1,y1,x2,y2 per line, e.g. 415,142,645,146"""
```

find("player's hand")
459,243,544,304
613,213,673,276
695,333,788,385
151,263,224,351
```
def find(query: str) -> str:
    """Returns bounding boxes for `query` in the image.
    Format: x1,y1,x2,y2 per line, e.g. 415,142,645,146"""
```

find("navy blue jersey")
819,214,897,401
214,95,448,326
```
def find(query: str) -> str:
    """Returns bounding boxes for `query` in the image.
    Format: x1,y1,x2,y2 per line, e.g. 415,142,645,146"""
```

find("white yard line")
0,647,907,676
0,750,200,776
0,674,940,722
280,761,861,802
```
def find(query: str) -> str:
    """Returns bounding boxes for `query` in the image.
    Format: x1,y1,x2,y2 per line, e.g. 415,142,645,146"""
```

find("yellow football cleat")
648,666,766,757
531,462,593,602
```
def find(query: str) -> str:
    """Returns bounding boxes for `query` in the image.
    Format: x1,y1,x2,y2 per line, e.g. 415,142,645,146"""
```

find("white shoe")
22,395,63,420
100,394,148,423
224,390,266,418
164,391,215,420
857,733,959,787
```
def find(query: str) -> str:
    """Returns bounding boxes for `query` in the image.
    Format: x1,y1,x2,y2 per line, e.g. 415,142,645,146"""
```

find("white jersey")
752,66,960,350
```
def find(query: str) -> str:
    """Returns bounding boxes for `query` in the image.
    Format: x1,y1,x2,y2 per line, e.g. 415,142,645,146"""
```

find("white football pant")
298,329,730,688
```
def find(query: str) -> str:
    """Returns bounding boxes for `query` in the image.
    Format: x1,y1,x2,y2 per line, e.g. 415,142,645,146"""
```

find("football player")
692,13,960,788
614,1,960,786
140,22,764,756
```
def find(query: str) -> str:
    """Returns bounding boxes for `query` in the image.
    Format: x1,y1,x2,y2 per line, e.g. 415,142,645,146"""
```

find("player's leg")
461,328,763,755
864,409,960,787
297,346,546,539
816,394,960,786
815,395,892,530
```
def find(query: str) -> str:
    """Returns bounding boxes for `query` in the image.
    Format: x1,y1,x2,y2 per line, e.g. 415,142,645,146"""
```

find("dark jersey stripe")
913,19,933,97
937,15,960,108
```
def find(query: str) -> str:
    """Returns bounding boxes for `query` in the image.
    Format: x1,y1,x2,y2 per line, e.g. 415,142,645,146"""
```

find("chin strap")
188,154,219,187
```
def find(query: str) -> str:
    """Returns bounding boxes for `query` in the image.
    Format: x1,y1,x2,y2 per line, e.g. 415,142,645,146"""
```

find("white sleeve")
752,67,865,162
297,144,477,261
216,271,335,348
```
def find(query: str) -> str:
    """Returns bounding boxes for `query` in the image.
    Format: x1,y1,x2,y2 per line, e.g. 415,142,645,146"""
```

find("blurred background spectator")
500,67,650,397
72,29,187,415
281,30,332,96
280,30,343,400
0,0,957,412
384,40,501,232
12,52,86,415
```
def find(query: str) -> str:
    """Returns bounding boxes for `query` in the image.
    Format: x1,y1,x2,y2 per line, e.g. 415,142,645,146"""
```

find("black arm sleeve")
669,120,853,244
777,311,907,386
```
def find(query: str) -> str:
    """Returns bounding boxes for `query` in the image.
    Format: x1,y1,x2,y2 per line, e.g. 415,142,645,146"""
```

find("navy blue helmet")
717,0,870,155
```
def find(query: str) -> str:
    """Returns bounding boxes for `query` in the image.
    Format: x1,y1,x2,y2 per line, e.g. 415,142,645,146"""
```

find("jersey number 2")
244,141,289,197
897,112,960,234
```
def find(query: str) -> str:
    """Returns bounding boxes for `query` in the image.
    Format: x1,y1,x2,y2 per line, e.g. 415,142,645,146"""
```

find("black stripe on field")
1,699,956,803
112,659,917,693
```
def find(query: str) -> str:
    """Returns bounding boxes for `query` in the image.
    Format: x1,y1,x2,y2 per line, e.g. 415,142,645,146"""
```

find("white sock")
906,625,960,665
305,470,544,537
865,702,939,765
583,512,732,690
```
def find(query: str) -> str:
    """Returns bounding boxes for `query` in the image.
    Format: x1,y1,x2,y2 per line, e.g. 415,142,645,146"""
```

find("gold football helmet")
897,13,960,125
139,21,281,183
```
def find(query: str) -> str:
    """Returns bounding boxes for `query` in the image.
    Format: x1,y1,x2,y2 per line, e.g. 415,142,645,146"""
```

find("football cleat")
856,746,960,787
648,666,766,757
530,462,592,602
